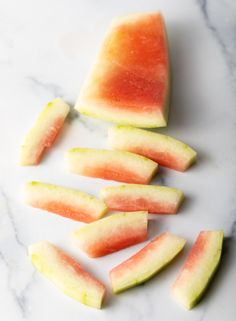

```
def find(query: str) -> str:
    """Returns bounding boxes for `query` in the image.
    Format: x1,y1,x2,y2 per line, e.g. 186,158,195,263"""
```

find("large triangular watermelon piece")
75,12,169,128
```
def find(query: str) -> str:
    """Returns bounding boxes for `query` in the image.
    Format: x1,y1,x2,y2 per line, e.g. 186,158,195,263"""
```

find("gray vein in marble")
78,116,107,138
0,190,25,249
0,189,35,319
27,76,65,98
229,211,236,239
0,253,36,320
197,0,236,83
199,309,207,321
0,251,26,319
27,75,108,138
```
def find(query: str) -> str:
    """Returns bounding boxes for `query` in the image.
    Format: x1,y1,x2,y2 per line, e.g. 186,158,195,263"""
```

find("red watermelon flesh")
75,12,169,128
110,232,185,293
100,184,184,214
71,211,148,257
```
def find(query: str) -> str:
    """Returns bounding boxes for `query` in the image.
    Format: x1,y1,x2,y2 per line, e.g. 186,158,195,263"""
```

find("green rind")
101,184,183,196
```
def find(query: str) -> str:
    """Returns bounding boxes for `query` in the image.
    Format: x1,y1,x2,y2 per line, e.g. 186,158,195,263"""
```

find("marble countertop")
0,0,236,320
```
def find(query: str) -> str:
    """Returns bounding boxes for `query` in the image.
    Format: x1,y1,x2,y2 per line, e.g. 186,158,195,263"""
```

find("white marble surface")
0,0,236,320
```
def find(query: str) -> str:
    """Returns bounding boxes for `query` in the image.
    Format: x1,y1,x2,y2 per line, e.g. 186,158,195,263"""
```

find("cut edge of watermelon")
172,230,224,310
76,101,168,128
108,125,197,171
25,181,108,223
20,98,70,166
28,241,106,309
75,12,170,129
100,184,184,214
70,211,148,257
110,232,186,293
66,148,158,184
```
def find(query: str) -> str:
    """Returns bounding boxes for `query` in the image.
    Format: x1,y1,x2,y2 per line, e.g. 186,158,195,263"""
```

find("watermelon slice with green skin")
25,181,107,223
110,232,186,293
66,148,158,184
71,211,148,258
29,241,106,309
20,98,70,166
172,230,224,310
109,125,197,172
75,12,169,128
100,184,184,214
